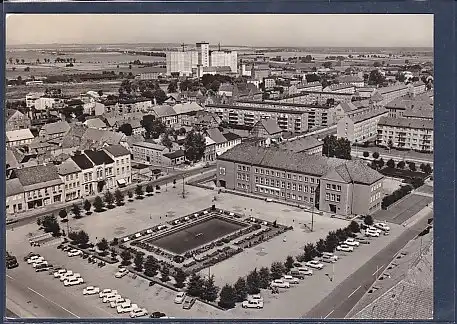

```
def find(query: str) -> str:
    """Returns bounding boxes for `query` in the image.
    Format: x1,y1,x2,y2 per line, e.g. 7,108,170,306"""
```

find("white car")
117,303,139,314
365,229,380,237
115,268,129,278
111,298,130,308
32,260,48,268
283,275,299,284
83,286,100,295
368,226,382,233
60,272,80,282
99,289,118,298
242,299,264,309
337,244,354,252
68,249,82,257
344,238,360,247
27,256,43,264
297,267,313,276
130,307,148,318
374,222,390,231
306,260,324,270
64,276,84,286
249,294,263,303
102,293,121,303
270,279,290,288
53,269,68,278
174,291,186,304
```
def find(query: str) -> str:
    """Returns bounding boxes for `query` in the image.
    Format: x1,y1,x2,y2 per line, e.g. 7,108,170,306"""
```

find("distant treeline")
122,50,166,57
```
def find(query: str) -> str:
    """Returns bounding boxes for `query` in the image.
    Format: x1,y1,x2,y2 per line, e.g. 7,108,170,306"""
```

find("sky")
6,14,433,47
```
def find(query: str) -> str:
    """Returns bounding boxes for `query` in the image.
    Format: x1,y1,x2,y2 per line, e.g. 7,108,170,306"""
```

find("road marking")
348,286,361,298
372,264,384,276
324,310,334,319
27,287,80,318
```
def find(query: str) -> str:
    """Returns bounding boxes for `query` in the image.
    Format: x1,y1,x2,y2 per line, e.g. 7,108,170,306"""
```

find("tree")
70,203,81,219
377,158,385,169
167,81,178,93
127,191,133,200
324,232,339,252
186,273,205,297
149,119,167,139
386,159,395,169
118,123,133,136
246,269,261,294
135,185,144,198
93,196,104,212
258,267,271,289
315,239,326,254
408,162,416,172
174,268,187,288
42,215,61,237
145,184,154,196
153,89,167,105
134,252,144,271
373,61,381,67
397,161,406,169
368,69,386,85
144,255,159,277
233,277,248,302
218,284,236,309
348,220,361,233
97,238,109,255
322,61,332,69
120,250,132,266
363,151,369,158
388,139,394,149
284,256,294,272
83,199,92,214
114,189,124,206
59,209,68,222
161,133,173,151
141,115,155,138
372,152,380,159
322,135,351,160
303,243,316,262
77,230,90,247
68,231,79,243
270,261,286,280
424,163,432,175
364,215,374,226
184,130,206,163
104,191,115,207
202,275,219,302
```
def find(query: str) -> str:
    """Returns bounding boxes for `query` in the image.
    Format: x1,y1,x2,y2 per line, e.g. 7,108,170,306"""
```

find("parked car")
321,252,338,263
24,253,40,262
150,311,167,318
344,238,360,247
117,303,139,314
174,292,186,304
111,298,130,308
60,272,80,282
102,293,121,303
282,275,299,284
36,265,52,272
374,222,390,231
249,294,264,302
99,289,117,298
32,261,48,268
270,279,290,288
365,229,380,237
242,299,264,309
27,255,43,264
293,262,303,268
336,244,354,252
306,260,324,269
68,249,82,257
288,270,305,279
297,267,313,276
83,286,100,295
64,276,84,286
368,226,382,233
115,268,129,278
357,238,370,244
130,307,148,318
182,297,196,310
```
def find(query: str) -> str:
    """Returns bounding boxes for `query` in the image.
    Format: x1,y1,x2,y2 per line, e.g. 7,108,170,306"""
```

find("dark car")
150,311,167,318
23,252,39,262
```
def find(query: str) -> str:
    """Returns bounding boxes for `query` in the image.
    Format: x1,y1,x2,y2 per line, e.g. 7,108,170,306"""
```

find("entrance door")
329,204,337,213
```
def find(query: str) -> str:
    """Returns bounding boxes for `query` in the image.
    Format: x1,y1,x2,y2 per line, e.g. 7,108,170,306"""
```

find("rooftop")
132,141,167,151
6,129,34,142
205,128,227,144
103,144,131,157
15,164,63,188
281,137,323,152
84,118,108,129
153,105,177,117
348,108,388,124
41,121,70,136
6,178,24,197
255,119,283,135
378,117,434,130
70,153,94,170
163,149,185,159
56,159,81,175
84,149,115,165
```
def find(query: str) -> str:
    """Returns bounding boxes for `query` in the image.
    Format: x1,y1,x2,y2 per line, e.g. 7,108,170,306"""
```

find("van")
321,252,338,263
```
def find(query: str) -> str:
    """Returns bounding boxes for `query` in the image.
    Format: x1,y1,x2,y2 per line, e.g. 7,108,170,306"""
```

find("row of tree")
364,151,433,174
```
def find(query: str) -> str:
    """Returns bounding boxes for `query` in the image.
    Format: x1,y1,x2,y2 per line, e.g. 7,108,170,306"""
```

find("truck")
6,252,18,269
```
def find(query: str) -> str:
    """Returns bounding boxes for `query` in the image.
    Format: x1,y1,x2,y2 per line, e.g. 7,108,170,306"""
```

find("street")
304,211,431,319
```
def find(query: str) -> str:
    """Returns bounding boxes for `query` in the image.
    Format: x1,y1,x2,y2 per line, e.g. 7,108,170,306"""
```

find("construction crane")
218,42,221,51
181,43,186,52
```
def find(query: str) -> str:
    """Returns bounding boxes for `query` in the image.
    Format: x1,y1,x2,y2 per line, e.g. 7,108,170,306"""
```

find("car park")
336,244,354,252
111,298,130,308
99,289,118,298
68,249,82,257
174,292,186,304
306,260,324,269
182,297,196,310
83,286,100,295
270,279,290,288
102,293,121,303
64,276,84,286
130,307,148,318
117,303,139,314
297,267,313,276
115,268,129,278
344,238,360,247
242,299,264,309
282,275,299,284
374,222,390,231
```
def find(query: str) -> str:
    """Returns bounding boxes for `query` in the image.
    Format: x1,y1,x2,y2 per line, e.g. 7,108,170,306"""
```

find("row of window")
26,186,61,198
370,192,382,203
116,158,129,165
325,193,341,202
371,182,382,192
254,186,315,203
65,182,80,190
325,183,342,191
237,165,251,172
254,176,317,193
237,173,250,181
254,168,319,184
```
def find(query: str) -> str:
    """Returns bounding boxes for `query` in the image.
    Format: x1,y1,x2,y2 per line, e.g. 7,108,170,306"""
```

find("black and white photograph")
5,14,434,320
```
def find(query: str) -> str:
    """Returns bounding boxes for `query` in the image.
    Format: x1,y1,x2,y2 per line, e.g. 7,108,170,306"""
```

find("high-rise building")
210,50,238,73
166,51,198,76
196,42,210,67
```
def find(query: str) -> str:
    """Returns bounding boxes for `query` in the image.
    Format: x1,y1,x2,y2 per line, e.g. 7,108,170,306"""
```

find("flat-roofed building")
131,141,169,166
337,107,388,143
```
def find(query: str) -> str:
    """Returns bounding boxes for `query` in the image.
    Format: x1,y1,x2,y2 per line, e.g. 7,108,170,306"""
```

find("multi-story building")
196,42,210,67
249,119,283,143
84,149,116,192
251,65,271,80
25,92,44,109
152,105,179,127
135,67,167,80
6,178,25,215
39,121,71,140
204,128,242,156
6,129,34,147
103,144,132,187
410,81,426,95
264,77,276,89
337,108,388,143
210,50,238,73
166,51,198,76
56,159,82,202
6,109,31,132
373,84,410,105
70,152,96,196
280,136,323,155
384,94,433,119
131,141,169,166
323,83,356,94
377,117,434,152
15,164,65,211
336,75,365,87
216,142,384,216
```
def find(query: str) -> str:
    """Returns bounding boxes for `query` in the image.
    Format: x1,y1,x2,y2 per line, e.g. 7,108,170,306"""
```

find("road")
7,165,215,229
304,213,431,319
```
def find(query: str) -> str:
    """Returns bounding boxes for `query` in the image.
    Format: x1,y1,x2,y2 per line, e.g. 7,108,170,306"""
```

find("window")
293,175,297,180
242,166,246,171
298,195,302,201
260,187,264,192
237,165,242,171
260,169,264,174
260,178,264,184
255,176,259,183
304,186,309,193
265,170,269,175
336,195,341,202
246,175,250,181
292,194,296,200
282,173,285,178
265,179,269,185
331,184,336,190
255,186,258,192
317,179,320,184
311,187,315,193
287,193,291,199
276,180,280,187
286,183,291,190
255,168,259,173
219,167,226,175
246,167,250,172
281,192,285,197
287,174,291,179
310,197,314,203
331,194,335,201
298,184,303,191
310,178,315,184
326,193,330,200
281,181,285,188
276,172,280,177
292,184,297,191
326,184,331,190
304,177,308,182
298,176,303,181
337,185,341,191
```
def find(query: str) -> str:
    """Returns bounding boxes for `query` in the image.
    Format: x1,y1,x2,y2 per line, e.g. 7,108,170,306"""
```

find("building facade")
166,51,198,76
210,50,238,73
196,42,210,67
337,108,388,143
103,144,132,187
131,141,169,166
56,159,82,202
6,178,25,215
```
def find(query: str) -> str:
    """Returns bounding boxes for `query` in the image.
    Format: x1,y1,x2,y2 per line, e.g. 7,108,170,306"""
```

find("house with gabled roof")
6,109,31,132
56,159,82,202
250,119,283,143
39,121,71,140
6,129,35,147
204,127,241,156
